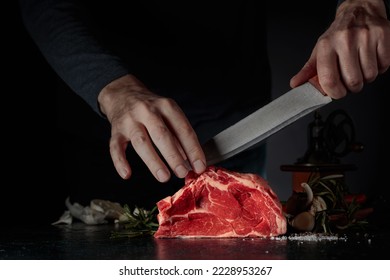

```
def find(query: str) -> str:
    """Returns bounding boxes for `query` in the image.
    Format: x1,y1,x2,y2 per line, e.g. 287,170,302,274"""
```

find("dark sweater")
19,0,271,144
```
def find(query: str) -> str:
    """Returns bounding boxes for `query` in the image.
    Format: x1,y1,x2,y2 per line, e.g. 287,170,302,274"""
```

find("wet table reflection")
0,223,388,260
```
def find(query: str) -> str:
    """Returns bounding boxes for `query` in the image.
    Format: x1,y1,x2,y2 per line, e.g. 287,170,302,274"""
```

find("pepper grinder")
281,109,363,193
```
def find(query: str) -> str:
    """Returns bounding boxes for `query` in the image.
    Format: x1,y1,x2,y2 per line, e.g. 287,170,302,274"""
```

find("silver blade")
202,82,332,165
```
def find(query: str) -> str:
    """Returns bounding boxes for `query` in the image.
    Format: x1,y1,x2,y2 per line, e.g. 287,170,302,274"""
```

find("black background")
4,1,389,225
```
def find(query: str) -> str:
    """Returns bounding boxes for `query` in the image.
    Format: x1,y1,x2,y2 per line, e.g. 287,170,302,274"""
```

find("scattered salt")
272,233,347,242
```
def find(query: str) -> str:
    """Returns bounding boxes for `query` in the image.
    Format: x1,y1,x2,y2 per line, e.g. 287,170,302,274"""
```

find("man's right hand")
98,74,207,182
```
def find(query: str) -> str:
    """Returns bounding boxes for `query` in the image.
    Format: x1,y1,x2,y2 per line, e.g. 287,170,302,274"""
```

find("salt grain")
272,233,347,242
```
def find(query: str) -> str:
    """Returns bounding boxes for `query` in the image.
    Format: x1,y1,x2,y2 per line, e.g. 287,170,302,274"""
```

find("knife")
202,76,332,165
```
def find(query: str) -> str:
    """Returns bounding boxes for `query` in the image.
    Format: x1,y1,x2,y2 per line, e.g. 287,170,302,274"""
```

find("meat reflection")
154,237,287,260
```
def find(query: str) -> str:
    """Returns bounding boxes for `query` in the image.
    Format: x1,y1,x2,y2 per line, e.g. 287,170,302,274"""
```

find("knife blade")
202,78,332,165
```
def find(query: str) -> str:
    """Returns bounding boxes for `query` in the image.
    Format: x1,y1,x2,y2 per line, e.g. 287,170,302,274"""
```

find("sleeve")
18,0,130,116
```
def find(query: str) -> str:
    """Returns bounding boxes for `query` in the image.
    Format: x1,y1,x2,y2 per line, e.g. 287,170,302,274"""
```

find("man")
19,0,390,210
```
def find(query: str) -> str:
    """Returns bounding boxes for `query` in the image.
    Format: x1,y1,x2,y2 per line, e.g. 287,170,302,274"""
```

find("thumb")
290,58,317,88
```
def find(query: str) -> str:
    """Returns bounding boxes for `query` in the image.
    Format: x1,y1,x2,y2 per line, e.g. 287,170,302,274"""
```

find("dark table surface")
1,222,389,260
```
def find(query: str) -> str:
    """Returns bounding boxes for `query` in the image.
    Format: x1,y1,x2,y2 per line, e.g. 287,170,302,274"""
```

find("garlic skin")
309,196,327,216
300,182,313,207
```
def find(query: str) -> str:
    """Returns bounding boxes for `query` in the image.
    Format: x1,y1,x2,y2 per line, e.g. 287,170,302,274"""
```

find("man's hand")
290,0,390,98
98,74,207,182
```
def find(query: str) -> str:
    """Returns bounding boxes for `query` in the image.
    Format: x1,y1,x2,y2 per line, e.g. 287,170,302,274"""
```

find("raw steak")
154,166,287,238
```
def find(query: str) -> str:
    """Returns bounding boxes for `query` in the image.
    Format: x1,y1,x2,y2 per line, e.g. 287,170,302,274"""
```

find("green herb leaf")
110,205,159,238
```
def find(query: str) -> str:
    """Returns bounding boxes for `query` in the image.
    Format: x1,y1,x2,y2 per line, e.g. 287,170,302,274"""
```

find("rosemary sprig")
306,173,370,233
110,205,159,238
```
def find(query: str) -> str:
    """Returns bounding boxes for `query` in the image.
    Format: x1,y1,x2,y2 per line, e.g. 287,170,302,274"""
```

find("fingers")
108,96,206,183
290,56,317,89
130,124,172,182
110,117,173,182
291,3,390,99
290,43,348,99
109,133,132,180
317,29,386,98
158,99,206,174
145,98,206,177
144,119,189,180
315,37,349,99
377,29,390,74
358,31,379,83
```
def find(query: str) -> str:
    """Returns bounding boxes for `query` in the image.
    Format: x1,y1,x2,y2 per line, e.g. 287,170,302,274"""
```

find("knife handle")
308,75,327,96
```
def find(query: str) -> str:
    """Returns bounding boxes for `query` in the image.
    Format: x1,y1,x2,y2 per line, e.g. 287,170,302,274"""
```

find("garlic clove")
291,211,315,232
